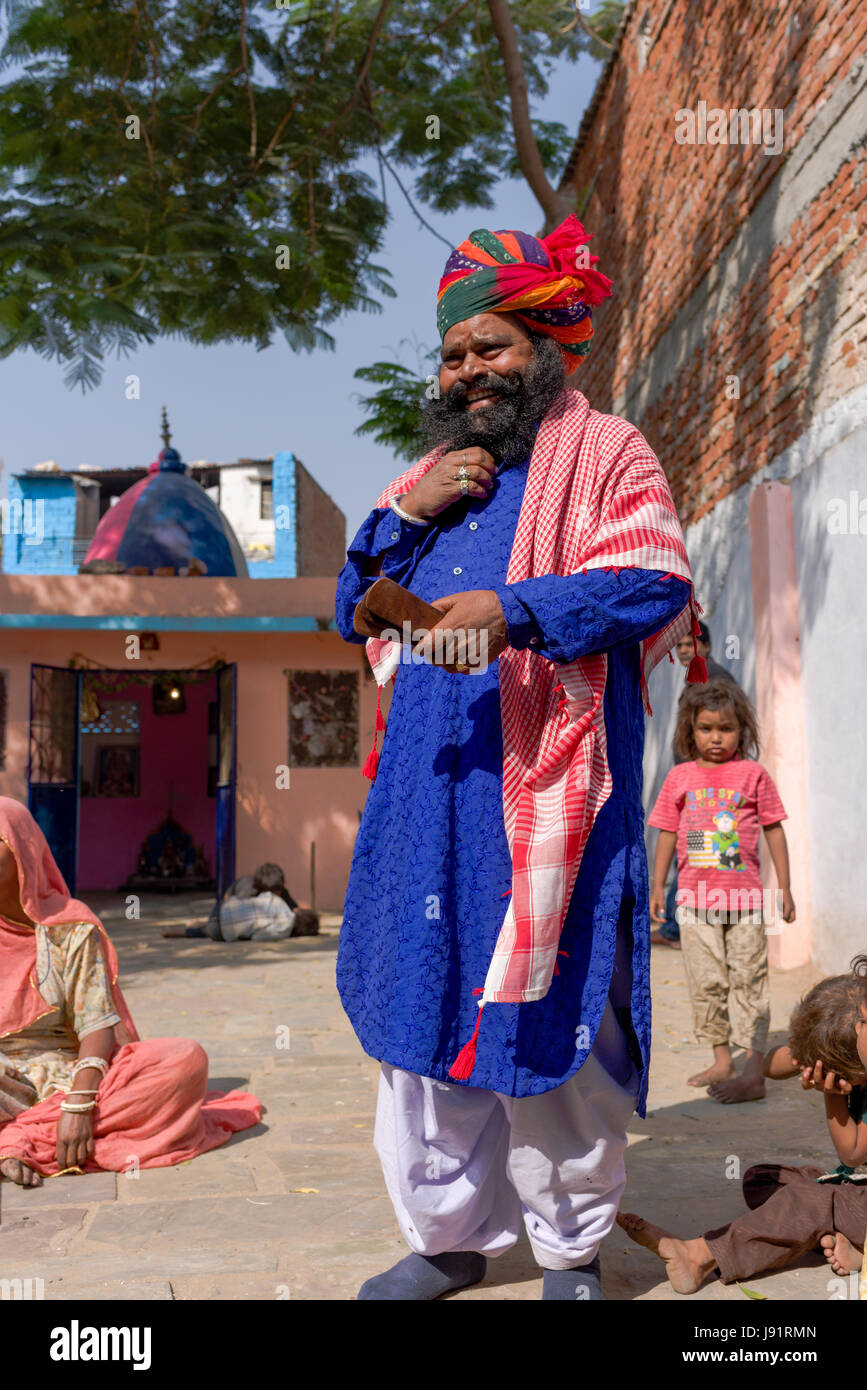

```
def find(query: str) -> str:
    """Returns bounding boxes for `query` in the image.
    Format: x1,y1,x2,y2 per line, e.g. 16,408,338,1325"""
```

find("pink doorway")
77,670,218,892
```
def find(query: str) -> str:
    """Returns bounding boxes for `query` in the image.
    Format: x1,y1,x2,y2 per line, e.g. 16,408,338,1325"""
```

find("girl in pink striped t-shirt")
648,678,795,1104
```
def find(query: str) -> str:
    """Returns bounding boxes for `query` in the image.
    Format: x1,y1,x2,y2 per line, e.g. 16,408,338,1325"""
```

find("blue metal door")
215,663,237,899
28,664,82,893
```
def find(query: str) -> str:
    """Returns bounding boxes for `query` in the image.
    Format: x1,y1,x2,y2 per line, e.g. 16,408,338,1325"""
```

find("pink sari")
0,796,261,1175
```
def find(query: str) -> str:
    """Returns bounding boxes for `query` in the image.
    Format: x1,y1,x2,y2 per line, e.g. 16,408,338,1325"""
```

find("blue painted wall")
248,451,296,579
3,475,78,574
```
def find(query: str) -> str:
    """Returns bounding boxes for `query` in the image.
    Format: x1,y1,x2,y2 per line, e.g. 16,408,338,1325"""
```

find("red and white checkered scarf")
364,389,703,1074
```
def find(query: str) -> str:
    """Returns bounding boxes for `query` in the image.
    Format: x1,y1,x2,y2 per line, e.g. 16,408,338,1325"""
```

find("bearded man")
335,216,706,1301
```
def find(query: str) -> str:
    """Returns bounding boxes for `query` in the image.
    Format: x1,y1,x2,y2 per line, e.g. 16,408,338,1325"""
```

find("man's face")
421,311,565,467
438,311,535,405
676,634,710,668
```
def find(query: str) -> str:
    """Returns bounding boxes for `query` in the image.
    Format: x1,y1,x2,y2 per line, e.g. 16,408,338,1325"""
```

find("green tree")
0,0,622,390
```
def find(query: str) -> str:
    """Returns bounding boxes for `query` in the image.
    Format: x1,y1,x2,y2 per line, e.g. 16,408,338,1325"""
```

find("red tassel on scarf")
362,683,386,781
686,603,708,685
449,990,485,1081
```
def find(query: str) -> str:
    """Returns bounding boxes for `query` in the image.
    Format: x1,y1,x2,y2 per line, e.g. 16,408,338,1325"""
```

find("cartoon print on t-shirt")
683,789,749,872
711,810,745,871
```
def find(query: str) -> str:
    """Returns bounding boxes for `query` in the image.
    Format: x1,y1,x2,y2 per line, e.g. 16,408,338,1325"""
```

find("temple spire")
160,405,172,450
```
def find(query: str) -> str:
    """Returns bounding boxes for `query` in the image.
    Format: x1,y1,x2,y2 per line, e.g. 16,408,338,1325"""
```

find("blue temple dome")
84,444,249,577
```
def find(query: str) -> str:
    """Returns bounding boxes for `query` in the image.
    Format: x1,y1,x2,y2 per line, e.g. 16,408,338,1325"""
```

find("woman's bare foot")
707,1075,766,1104
617,1212,716,1294
0,1157,42,1187
820,1232,863,1276
687,1062,735,1087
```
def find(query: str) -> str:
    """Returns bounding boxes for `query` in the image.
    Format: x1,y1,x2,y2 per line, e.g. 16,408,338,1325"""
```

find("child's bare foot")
820,1232,863,1275
617,1213,716,1294
687,1062,735,1087
0,1157,42,1186
707,1075,766,1104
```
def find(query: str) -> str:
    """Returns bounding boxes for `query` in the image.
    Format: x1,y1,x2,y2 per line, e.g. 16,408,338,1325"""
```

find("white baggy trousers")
374,1000,639,1270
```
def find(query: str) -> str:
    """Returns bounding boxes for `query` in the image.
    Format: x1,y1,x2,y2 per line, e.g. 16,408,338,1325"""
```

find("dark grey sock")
357,1251,487,1301
541,1255,604,1301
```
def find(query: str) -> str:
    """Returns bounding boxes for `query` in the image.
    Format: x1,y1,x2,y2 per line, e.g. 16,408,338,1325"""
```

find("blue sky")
0,46,603,542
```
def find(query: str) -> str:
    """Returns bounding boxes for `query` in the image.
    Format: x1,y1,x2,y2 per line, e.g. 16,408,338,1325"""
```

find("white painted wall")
790,411,867,974
217,462,274,559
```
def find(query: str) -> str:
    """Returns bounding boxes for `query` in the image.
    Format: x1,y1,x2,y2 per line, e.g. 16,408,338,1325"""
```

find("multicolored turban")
436,214,613,371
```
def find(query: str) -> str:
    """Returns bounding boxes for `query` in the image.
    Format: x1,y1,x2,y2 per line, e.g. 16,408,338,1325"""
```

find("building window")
0,671,7,771
288,671,358,767
260,478,273,520
80,700,140,736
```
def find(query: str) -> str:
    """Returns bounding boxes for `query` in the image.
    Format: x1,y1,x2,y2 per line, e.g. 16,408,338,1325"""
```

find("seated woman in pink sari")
0,796,261,1187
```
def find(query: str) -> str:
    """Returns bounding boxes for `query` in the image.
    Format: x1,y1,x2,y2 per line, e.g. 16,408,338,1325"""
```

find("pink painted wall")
77,676,217,891
749,481,811,969
0,623,375,912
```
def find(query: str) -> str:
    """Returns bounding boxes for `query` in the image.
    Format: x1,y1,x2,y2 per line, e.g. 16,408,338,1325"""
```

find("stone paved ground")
1,893,850,1302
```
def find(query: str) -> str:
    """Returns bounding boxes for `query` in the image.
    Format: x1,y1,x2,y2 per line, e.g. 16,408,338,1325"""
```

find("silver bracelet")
60,1099,98,1113
388,495,430,527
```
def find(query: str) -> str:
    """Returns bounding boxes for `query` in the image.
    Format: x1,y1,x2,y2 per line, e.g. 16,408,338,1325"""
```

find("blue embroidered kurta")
334,454,690,1110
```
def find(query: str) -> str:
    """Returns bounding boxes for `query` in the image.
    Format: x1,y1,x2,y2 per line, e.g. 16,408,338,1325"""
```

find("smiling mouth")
465,391,499,409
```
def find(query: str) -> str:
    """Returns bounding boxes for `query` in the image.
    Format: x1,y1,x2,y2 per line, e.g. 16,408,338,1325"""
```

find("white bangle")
60,1099,98,1113
72,1056,109,1077
388,495,430,527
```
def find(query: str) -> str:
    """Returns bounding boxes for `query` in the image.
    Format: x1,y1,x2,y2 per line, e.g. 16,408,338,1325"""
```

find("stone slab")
0,1207,87,1260
45,1277,174,1301
1,1171,117,1212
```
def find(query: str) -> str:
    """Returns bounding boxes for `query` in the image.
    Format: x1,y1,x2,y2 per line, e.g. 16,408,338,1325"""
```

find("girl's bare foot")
617,1213,716,1294
0,1157,42,1187
687,1062,735,1087
820,1232,863,1276
707,1075,766,1104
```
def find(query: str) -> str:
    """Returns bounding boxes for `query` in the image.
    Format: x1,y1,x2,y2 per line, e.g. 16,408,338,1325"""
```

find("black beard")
420,333,566,468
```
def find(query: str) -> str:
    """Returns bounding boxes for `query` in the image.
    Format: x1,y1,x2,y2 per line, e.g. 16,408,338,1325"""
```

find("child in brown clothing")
618,956,867,1292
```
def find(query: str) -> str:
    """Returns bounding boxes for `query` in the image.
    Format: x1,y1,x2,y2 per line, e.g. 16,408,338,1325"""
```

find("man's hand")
780,887,796,922
400,448,497,520
411,590,509,669
56,1109,96,1171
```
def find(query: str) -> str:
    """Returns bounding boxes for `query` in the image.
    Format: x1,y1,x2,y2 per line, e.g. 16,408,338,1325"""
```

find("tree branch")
259,0,393,170
474,0,499,118
575,11,615,50
240,0,258,160
364,80,453,250
390,0,475,82
485,0,572,227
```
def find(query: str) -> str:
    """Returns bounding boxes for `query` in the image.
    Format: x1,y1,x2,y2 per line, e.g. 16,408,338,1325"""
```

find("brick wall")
294,459,346,576
560,0,867,527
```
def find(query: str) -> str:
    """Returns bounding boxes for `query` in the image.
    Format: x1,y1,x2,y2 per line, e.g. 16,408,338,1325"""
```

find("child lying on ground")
617,955,867,1292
